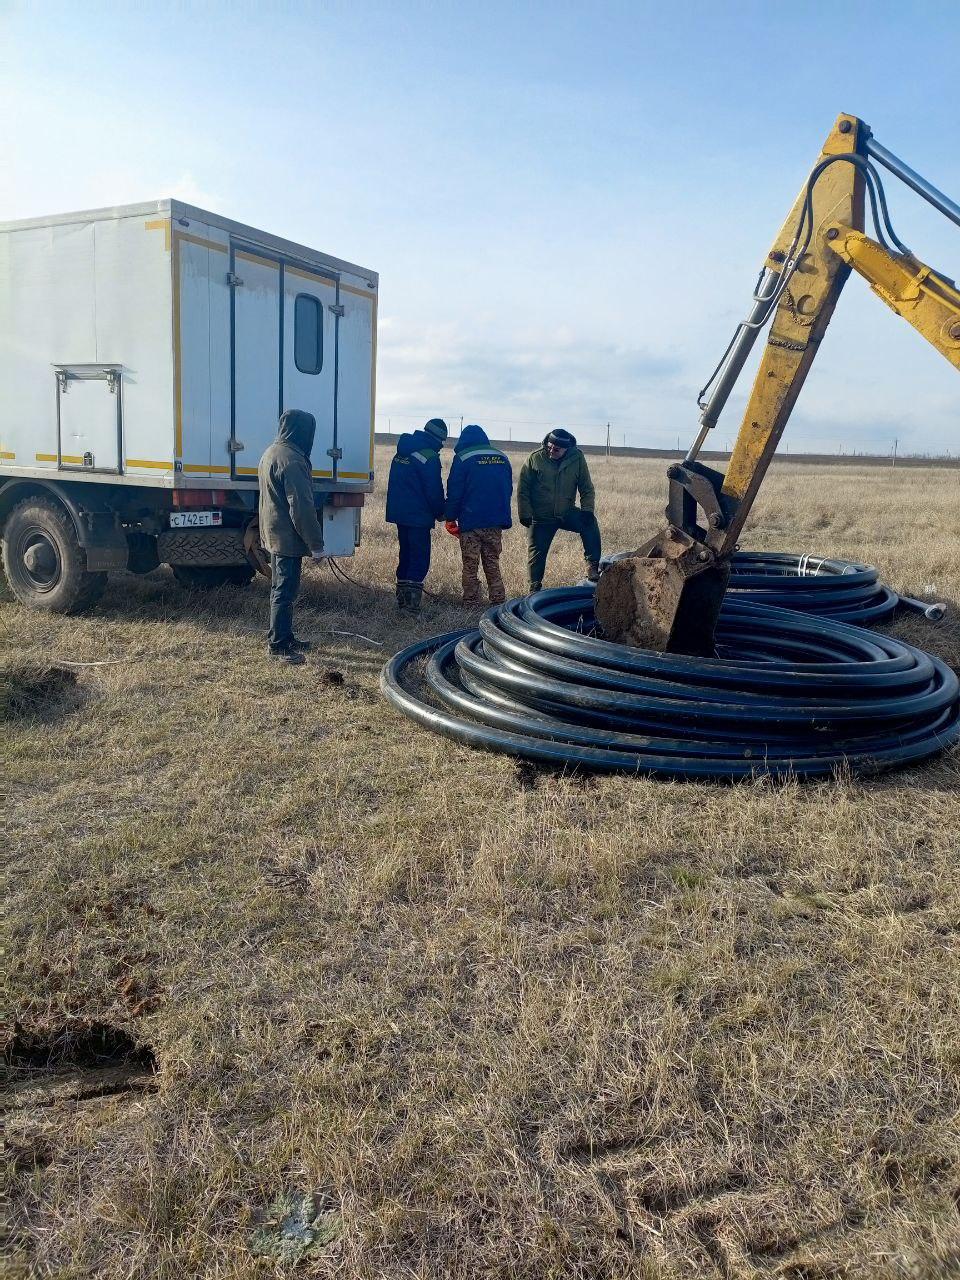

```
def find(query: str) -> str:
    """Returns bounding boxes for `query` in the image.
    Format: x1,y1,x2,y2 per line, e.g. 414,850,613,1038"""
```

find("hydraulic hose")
381,588,960,780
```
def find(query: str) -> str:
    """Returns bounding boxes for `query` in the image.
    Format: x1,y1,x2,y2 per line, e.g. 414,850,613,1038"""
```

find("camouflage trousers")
459,527,506,605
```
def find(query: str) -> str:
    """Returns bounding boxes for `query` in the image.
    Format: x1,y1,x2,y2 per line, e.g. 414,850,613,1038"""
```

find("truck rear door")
230,244,338,481
334,282,376,483
281,266,338,479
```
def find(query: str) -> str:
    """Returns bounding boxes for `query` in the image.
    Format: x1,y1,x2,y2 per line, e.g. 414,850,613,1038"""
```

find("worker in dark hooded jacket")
517,427,601,591
257,409,325,664
384,418,448,612
444,424,513,605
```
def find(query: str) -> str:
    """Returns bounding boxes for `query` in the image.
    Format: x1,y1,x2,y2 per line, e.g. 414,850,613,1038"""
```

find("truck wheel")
171,564,255,588
2,496,107,614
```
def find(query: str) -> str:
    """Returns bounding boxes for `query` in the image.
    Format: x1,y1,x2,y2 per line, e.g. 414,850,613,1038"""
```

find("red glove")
444,520,460,538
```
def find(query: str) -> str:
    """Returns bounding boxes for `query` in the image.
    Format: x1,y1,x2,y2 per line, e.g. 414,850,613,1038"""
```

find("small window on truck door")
294,294,323,374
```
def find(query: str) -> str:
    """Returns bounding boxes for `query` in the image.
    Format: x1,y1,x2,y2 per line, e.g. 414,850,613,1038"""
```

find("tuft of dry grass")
2,450,960,1279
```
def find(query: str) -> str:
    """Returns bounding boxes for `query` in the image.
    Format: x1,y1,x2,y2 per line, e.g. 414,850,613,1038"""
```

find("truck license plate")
169,511,222,528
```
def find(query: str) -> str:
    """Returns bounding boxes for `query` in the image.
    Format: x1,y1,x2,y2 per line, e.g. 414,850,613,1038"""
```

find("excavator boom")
595,114,960,655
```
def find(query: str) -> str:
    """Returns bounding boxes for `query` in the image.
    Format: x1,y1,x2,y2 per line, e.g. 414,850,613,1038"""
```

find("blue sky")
2,0,958,454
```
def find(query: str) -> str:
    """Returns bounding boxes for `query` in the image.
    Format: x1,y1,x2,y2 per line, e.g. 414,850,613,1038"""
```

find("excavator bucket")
594,528,730,656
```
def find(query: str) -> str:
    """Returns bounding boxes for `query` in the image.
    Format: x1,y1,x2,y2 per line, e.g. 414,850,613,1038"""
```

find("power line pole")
606,422,610,458
892,437,898,467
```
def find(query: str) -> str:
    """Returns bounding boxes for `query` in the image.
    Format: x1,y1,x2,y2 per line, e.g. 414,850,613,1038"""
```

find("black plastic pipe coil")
381,588,960,779
728,552,901,622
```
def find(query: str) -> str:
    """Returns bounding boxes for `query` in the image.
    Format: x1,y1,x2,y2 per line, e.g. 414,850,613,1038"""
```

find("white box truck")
0,199,377,612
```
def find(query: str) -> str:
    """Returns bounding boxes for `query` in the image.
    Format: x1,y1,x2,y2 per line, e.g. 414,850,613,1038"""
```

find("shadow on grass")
0,664,83,725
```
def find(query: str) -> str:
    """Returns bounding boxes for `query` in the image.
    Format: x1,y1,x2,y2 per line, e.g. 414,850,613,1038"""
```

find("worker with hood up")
443,423,513,605
257,408,325,664
385,418,448,613
517,427,601,591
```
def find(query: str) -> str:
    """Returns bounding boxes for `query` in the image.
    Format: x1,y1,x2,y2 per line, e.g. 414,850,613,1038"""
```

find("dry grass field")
3,447,960,1279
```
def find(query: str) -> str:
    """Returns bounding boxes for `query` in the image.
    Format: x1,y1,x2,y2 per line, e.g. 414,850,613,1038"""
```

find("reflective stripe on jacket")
385,430,445,527
444,424,513,533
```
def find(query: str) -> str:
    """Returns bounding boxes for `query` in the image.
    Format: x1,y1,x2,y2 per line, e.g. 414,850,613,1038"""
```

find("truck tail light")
173,489,228,508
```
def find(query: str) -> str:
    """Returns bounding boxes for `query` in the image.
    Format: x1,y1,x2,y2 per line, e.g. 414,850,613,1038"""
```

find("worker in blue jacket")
444,424,513,605
385,418,448,612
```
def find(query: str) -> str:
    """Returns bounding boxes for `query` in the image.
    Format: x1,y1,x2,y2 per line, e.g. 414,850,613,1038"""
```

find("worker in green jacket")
258,409,325,664
517,428,601,591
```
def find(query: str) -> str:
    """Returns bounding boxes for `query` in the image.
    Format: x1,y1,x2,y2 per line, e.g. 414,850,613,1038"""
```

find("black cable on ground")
380,587,960,780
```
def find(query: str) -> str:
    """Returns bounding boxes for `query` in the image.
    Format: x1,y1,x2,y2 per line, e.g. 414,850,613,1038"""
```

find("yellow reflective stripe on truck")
235,249,279,270
176,233,227,254
127,459,175,470
236,465,335,479
286,263,336,286
369,292,378,470
173,231,183,458
145,218,171,251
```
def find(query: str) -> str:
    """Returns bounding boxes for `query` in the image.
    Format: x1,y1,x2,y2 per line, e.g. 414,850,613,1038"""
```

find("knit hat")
423,418,449,445
546,428,576,449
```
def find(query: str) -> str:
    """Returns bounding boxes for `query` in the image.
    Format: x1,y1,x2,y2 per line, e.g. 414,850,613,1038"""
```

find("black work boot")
396,581,421,614
288,637,313,652
529,581,543,594
268,644,306,665
586,562,601,583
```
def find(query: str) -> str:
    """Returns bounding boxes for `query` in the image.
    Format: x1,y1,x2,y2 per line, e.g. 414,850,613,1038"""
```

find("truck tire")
2,496,107,614
171,564,255,588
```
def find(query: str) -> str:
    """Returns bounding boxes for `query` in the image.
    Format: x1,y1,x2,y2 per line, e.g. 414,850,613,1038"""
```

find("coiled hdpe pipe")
727,551,945,623
381,588,960,780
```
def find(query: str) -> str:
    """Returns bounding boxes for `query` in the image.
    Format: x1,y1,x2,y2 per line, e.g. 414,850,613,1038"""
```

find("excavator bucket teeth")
594,533,730,656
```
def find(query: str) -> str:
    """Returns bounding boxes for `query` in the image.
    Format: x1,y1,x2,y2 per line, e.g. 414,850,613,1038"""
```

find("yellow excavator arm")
596,113,960,655
828,230,960,368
